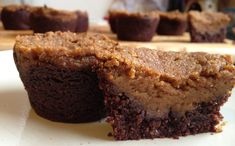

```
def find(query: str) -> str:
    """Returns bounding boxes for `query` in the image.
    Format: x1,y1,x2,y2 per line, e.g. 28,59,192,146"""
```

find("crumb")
215,121,227,133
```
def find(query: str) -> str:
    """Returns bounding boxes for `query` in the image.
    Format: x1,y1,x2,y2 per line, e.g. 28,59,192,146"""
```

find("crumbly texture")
1,5,32,30
14,32,235,138
108,10,159,41
188,11,230,42
157,11,187,35
30,7,77,33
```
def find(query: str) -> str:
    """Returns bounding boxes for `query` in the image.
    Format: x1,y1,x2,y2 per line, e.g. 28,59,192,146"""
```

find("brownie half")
97,47,235,140
157,11,187,35
1,5,32,30
188,11,230,42
30,7,77,33
13,32,118,123
112,11,159,42
75,10,89,32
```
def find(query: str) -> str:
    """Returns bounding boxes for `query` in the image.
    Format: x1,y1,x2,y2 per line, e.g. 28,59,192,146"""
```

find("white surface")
0,50,235,146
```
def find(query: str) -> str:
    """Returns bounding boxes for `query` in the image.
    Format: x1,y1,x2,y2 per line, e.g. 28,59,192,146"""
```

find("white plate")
0,50,235,146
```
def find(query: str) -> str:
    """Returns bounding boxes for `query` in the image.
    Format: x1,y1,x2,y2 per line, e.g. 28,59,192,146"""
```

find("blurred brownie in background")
1,5,32,30
30,7,77,33
109,10,159,42
188,11,230,42
157,11,187,35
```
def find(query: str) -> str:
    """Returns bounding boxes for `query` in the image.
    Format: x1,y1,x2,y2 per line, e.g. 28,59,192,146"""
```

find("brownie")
97,47,235,140
13,32,118,123
1,5,32,30
188,11,230,42
30,7,77,33
157,11,187,35
110,10,159,42
75,10,89,32
14,32,235,139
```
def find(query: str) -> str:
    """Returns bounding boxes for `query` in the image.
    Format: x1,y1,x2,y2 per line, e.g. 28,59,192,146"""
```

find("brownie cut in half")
13,32,118,123
112,10,159,42
75,10,89,32
1,5,32,30
30,7,77,33
188,11,230,42
97,47,235,140
157,11,187,35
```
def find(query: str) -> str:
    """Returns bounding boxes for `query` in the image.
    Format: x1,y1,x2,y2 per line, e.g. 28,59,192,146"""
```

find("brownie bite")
97,47,235,140
30,7,77,33
157,11,187,35
112,11,159,42
13,32,118,123
1,5,32,30
188,11,230,42
75,10,89,32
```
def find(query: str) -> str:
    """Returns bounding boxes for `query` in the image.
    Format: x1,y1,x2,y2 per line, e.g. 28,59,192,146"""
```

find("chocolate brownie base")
157,12,187,35
115,11,159,42
104,90,227,140
13,53,105,123
75,11,89,32
1,5,31,30
30,7,77,33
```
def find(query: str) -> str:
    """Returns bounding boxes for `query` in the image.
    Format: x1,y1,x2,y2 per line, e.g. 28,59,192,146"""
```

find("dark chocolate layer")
14,53,105,123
